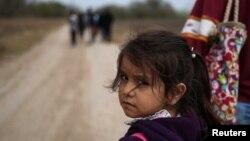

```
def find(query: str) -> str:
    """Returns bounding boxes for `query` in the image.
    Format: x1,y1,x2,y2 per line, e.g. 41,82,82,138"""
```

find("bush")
0,0,68,18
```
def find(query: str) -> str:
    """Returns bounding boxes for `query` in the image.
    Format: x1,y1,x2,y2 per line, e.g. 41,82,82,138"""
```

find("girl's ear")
165,83,186,105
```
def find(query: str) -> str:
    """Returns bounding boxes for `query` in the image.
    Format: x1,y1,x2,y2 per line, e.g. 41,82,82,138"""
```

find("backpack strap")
223,0,239,22
131,133,147,141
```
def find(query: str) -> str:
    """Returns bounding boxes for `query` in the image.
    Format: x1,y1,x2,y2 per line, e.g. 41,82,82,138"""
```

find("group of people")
108,0,249,141
68,8,113,46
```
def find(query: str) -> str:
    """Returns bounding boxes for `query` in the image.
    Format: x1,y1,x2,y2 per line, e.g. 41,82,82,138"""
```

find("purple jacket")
119,115,206,141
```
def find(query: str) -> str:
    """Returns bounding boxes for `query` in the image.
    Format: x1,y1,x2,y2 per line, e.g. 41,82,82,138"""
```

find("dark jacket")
119,115,206,141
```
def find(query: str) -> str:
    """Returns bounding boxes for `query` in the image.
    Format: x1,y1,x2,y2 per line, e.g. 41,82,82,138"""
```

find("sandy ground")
0,25,130,141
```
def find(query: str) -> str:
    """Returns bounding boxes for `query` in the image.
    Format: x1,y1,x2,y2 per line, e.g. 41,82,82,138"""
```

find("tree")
0,0,25,17
147,0,162,8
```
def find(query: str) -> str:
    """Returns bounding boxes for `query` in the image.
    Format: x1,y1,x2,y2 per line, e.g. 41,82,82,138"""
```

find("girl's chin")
123,111,140,118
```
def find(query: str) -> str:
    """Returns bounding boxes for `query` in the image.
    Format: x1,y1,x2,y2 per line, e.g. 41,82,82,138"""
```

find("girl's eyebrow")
120,66,152,79
119,66,126,72
133,73,152,80
119,69,126,75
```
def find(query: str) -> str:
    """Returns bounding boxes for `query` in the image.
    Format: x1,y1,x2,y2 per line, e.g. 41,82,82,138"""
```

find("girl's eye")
138,79,149,86
120,74,128,81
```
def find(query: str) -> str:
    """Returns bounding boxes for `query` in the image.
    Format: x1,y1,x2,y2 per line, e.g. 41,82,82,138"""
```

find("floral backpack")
205,0,247,124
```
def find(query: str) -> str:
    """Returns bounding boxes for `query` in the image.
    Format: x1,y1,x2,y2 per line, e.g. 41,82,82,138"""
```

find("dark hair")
110,30,221,125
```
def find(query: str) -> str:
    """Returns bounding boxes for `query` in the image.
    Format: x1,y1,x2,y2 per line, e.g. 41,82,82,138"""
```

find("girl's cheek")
118,84,124,93
118,85,125,97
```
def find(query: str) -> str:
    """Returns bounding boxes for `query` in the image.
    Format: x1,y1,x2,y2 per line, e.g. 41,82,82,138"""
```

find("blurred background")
0,0,195,141
0,0,195,57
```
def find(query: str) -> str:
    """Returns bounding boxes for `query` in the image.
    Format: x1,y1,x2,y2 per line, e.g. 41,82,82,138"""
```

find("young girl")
110,30,221,141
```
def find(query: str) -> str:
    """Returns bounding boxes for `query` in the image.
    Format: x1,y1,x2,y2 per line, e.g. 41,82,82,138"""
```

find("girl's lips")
122,101,136,108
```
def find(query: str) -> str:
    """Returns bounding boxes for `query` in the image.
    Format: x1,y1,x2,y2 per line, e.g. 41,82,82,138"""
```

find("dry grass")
112,19,186,45
0,18,65,60
0,18,186,60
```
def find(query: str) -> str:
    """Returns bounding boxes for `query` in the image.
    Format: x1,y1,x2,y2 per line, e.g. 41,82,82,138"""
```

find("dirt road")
0,25,130,141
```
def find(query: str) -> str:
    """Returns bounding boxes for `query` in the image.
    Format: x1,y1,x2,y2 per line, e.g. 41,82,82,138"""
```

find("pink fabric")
132,133,147,141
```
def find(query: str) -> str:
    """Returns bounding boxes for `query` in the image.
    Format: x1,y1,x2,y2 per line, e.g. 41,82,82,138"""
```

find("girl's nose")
121,82,139,97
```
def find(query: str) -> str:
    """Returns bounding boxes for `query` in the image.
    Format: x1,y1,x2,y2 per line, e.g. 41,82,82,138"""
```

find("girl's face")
118,56,166,118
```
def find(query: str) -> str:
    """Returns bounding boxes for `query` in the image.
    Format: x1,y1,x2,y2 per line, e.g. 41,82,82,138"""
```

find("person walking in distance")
68,10,78,46
77,12,86,39
99,8,113,42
